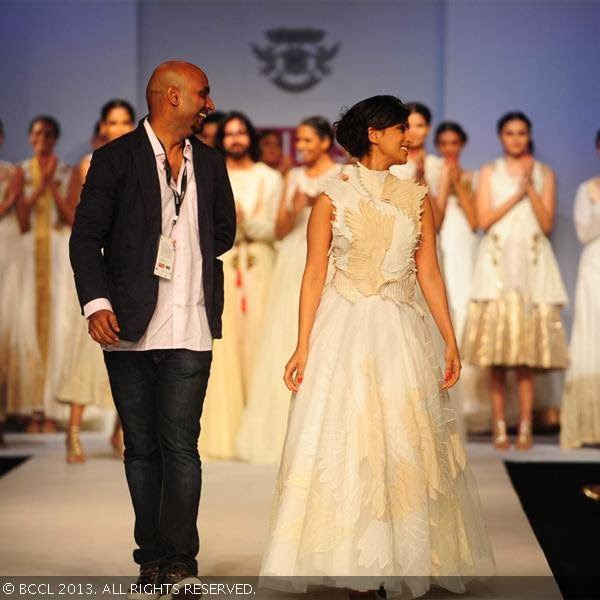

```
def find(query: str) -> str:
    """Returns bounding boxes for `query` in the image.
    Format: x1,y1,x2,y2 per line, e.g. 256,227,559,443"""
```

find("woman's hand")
284,346,308,392
292,189,310,213
441,343,461,390
41,155,58,186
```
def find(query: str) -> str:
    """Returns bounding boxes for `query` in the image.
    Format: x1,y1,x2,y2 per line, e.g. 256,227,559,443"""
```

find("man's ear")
166,85,180,107
367,127,379,146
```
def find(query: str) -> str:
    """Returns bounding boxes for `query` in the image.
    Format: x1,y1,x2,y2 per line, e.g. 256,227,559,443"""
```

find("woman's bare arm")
284,192,332,391
455,172,477,230
527,166,555,234
52,168,81,226
477,164,523,231
275,173,296,240
0,168,20,218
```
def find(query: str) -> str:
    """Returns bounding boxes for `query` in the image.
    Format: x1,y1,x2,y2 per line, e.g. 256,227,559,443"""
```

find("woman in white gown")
0,120,19,439
560,131,600,448
389,103,443,224
199,112,283,459
462,112,568,450
435,122,489,432
56,100,135,463
237,116,339,464
261,96,494,599
11,116,80,432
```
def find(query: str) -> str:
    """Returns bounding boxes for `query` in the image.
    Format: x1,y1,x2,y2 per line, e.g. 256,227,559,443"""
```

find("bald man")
70,62,235,597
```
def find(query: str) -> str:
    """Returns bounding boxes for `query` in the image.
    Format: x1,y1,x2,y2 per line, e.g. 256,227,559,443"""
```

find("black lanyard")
159,140,188,234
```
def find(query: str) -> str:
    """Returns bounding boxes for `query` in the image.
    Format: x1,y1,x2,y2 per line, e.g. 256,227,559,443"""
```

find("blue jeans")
104,349,212,573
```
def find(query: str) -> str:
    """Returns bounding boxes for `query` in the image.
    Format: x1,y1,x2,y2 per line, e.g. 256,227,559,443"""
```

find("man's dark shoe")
127,561,162,600
159,563,202,600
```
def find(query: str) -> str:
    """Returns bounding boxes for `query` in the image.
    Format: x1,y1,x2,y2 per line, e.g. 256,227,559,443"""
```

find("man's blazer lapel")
132,122,162,237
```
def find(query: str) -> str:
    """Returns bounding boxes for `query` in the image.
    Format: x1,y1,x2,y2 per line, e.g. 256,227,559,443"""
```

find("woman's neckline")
356,161,389,175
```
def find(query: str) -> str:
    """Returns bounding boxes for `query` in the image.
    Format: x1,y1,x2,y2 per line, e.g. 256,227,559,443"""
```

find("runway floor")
2,431,598,598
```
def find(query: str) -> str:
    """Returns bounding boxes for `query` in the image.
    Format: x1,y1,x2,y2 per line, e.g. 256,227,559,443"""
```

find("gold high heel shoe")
515,420,533,450
66,426,86,464
493,419,510,450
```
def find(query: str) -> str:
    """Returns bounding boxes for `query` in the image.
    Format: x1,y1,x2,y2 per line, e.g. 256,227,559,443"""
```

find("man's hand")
88,309,120,346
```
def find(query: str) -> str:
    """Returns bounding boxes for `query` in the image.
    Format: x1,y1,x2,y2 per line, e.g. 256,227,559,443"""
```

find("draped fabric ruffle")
461,292,568,369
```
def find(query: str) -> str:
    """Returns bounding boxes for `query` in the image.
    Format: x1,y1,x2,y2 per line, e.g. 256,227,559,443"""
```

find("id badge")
154,234,175,280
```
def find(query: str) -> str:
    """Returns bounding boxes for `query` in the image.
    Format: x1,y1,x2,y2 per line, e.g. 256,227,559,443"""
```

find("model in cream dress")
561,173,600,448
10,117,80,431
261,97,494,598
200,112,283,459
0,156,19,430
462,113,568,450
435,122,490,432
56,100,136,463
389,103,443,217
237,117,339,464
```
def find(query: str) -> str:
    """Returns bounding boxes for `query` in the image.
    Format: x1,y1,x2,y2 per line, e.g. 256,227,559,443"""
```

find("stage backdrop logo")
251,28,340,93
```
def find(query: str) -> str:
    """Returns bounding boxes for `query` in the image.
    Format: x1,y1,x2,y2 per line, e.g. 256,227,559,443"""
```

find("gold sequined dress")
260,163,494,597
462,158,568,369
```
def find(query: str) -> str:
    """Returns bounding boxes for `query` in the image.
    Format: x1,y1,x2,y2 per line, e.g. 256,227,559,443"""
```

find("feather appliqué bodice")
322,164,428,306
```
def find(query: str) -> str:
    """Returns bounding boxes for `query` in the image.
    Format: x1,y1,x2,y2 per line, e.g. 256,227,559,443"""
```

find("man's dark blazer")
69,120,236,342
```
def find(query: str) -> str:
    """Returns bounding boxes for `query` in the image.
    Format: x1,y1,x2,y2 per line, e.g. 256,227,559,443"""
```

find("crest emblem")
252,28,340,93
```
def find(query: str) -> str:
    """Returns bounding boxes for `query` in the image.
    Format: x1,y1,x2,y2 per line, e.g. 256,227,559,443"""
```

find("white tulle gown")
237,164,340,464
561,177,600,448
260,163,494,598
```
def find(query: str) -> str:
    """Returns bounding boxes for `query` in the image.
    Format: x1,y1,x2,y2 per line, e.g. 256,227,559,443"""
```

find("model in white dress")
11,139,79,429
237,141,339,464
261,156,494,596
200,157,283,459
463,151,568,448
390,103,443,218
560,176,600,448
56,101,136,463
434,122,490,432
0,159,19,425
55,153,113,415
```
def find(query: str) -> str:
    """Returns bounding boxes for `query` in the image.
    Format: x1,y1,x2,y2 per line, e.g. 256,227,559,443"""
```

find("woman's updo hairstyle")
299,115,334,150
435,121,468,145
407,102,432,125
334,95,410,159
496,111,532,135
100,99,136,123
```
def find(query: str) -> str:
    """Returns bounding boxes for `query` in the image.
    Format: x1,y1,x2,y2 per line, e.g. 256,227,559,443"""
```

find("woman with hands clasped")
260,96,493,600
237,116,339,464
436,121,478,333
462,112,568,450
435,122,490,432
11,116,80,433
